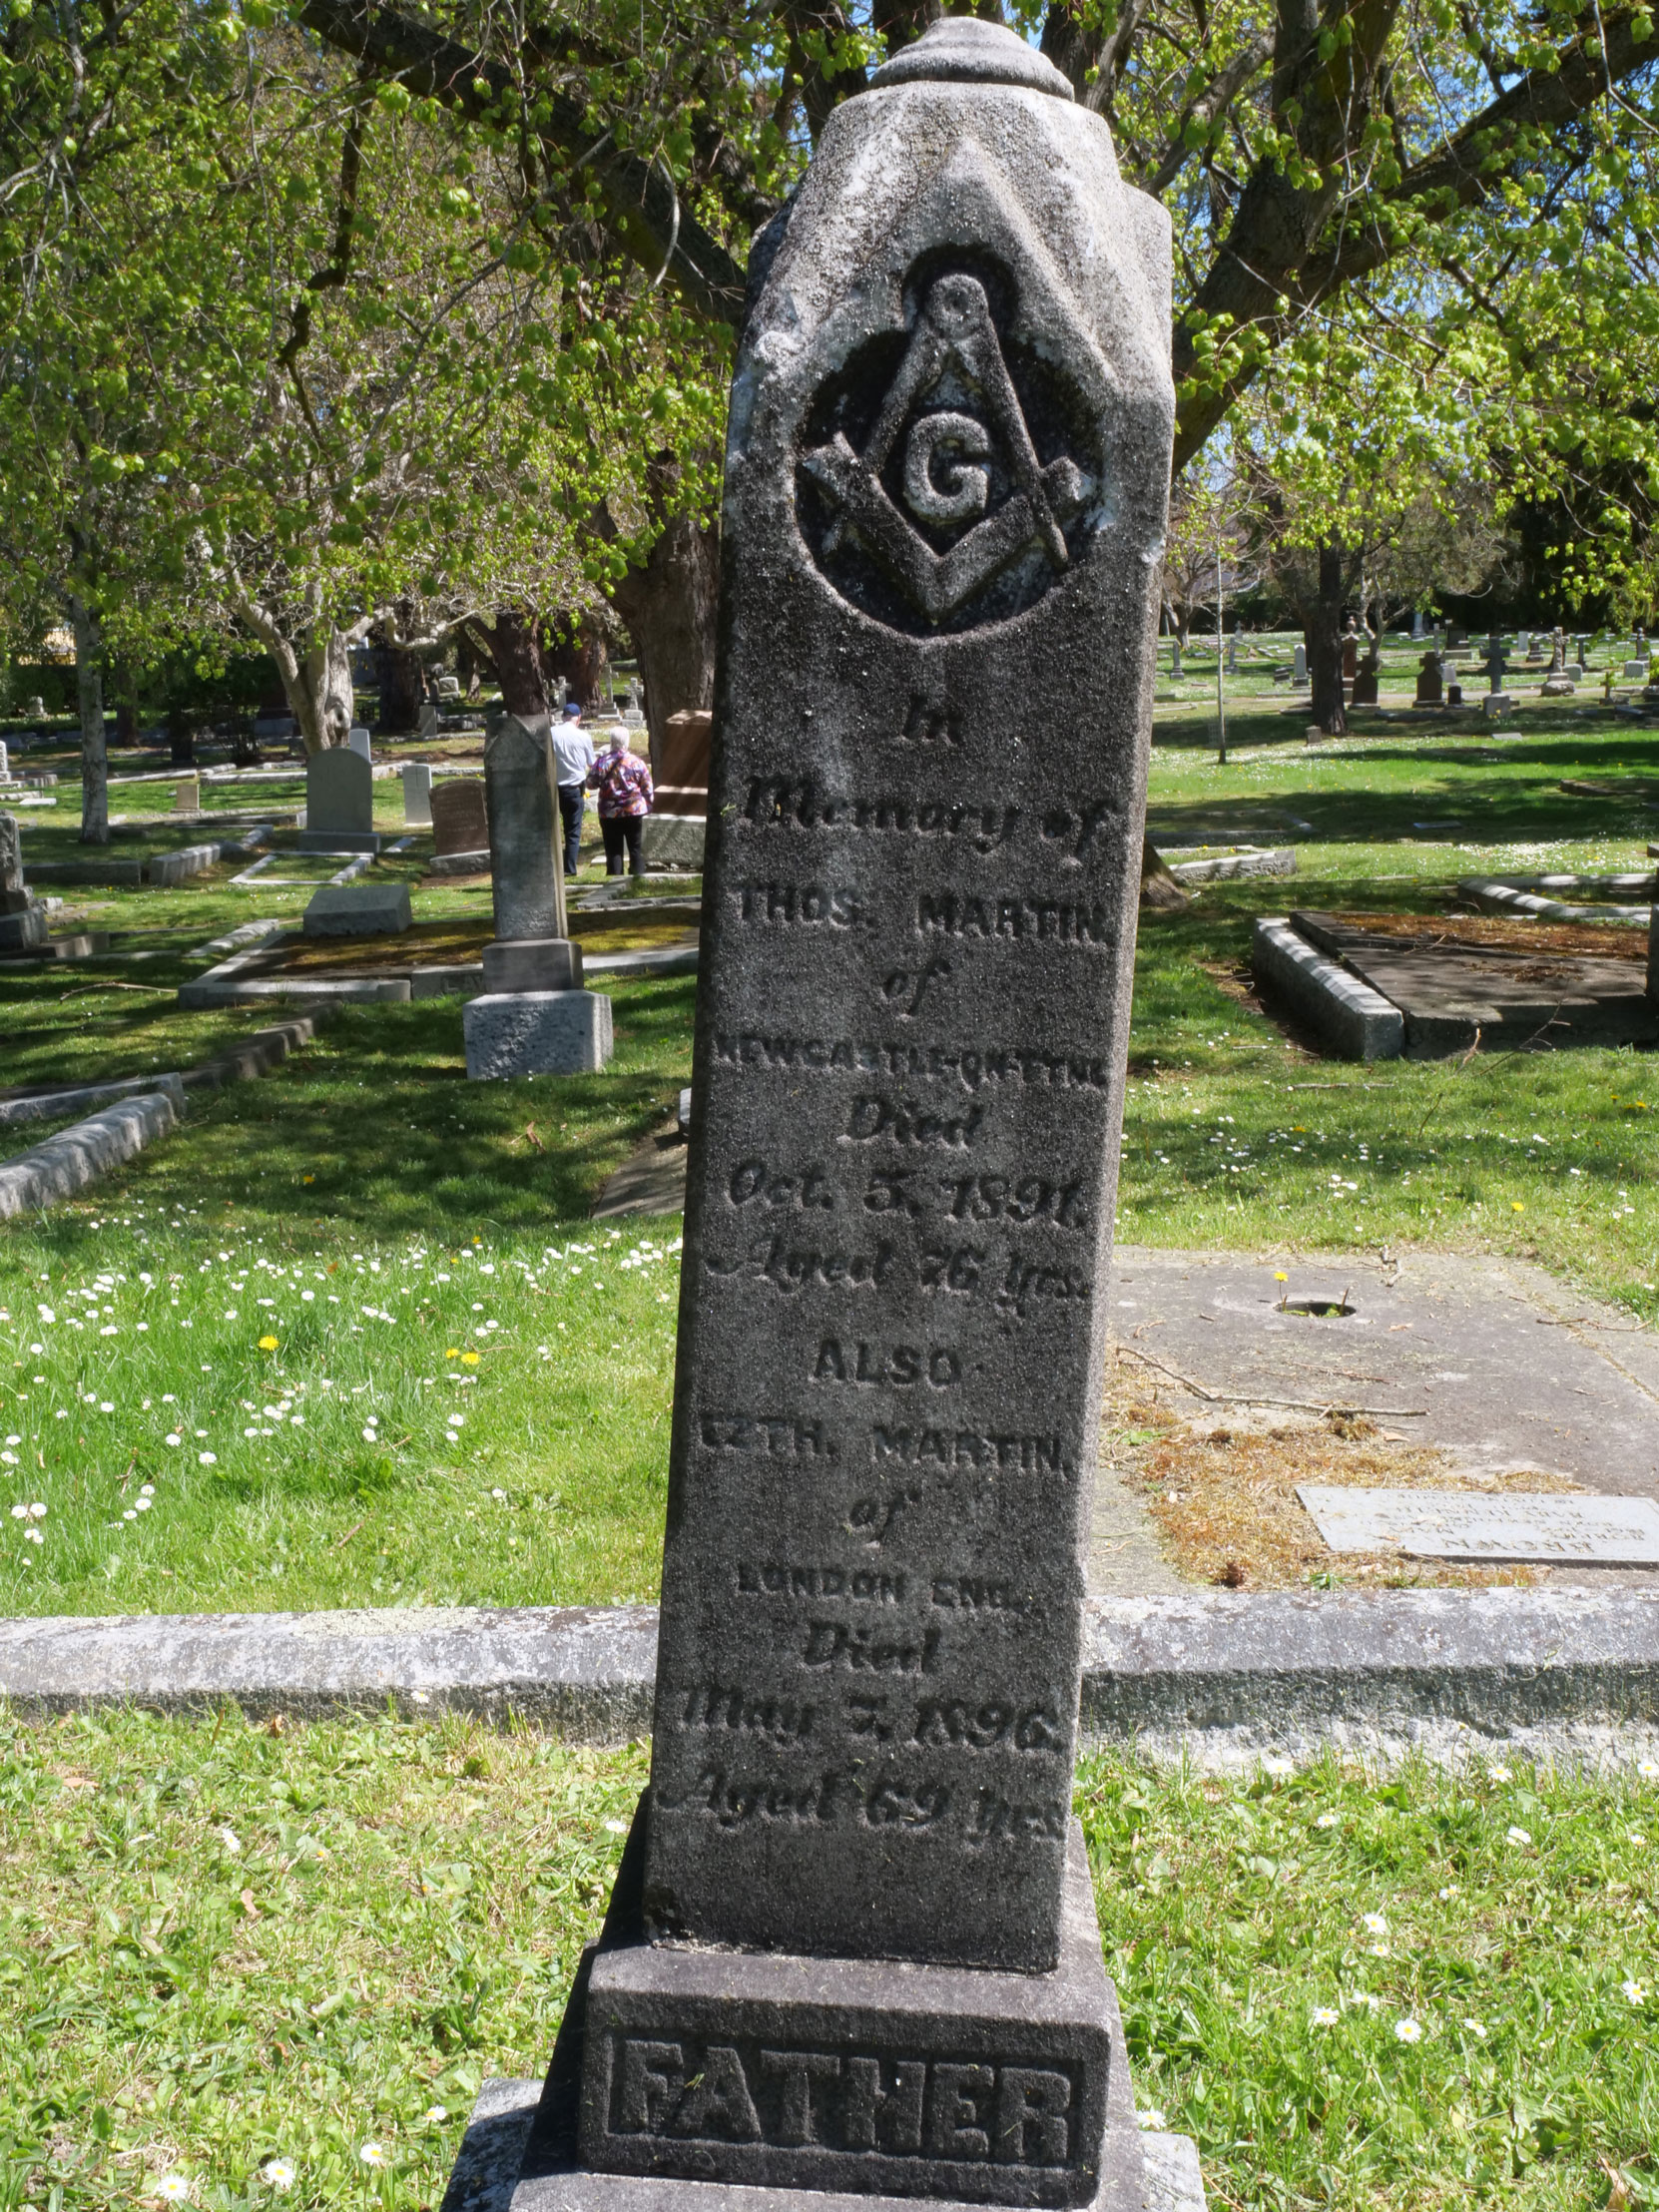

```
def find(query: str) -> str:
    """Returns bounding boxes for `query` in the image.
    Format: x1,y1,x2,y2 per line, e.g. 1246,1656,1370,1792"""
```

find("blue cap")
563,700,582,717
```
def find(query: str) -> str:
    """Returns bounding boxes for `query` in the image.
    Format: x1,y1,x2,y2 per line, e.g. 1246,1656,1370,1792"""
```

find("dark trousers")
558,783,585,875
601,814,645,875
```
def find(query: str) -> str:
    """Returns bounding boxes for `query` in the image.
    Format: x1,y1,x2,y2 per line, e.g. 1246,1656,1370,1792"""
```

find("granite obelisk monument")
456,17,1182,2210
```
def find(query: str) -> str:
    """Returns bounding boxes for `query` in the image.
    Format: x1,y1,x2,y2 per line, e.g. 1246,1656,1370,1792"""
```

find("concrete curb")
1457,877,1650,926
1250,917,1404,1060
1167,847,1295,884
0,1070,185,1128
182,1011,335,1090
0,1091,180,1220
5,1591,1659,1765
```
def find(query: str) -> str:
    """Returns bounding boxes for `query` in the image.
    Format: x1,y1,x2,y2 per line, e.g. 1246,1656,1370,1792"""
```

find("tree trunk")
1305,540,1349,737
374,633,425,733
69,593,109,845
263,629,356,754
543,620,608,714
609,507,720,773
467,608,549,717
1138,834,1189,911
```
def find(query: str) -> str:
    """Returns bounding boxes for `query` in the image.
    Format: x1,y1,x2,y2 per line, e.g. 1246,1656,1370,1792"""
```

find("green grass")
0,985,694,1616
1,1712,1654,2210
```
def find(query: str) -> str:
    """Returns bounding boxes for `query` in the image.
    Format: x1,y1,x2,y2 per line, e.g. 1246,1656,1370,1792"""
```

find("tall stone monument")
299,747,380,853
463,712,610,1077
456,18,1187,2212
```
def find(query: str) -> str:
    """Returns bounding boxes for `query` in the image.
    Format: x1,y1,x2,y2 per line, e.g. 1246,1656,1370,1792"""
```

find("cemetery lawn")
0,982,693,1615
1,1712,1654,2212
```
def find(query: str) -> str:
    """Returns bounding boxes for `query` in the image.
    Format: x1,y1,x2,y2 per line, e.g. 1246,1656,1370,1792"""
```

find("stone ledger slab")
464,990,612,1077
1298,1486,1659,1565
303,884,413,937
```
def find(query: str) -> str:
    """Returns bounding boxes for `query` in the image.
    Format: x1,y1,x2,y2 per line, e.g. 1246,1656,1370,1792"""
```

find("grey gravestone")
432,779,489,858
299,747,378,853
484,713,567,942
1410,609,1424,640
1292,641,1308,684
1350,649,1379,707
0,810,46,949
463,990,611,1077
469,21,1183,2212
437,674,462,701
1298,1485,1659,1565
1414,651,1442,706
0,741,9,781
1480,637,1511,716
1224,632,1237,674
347,725,372,763
402,763,434,827
1168,636,1182,681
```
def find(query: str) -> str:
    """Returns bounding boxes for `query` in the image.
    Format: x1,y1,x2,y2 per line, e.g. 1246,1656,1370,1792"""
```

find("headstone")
461,20,1179,2212
1168,635,1182,680
302,883,412,937
1480,635,1511,716
418,701,441,740
1414,650,1443,706
1541,631,1575,695
1549,628,1564,672
1516,629,1532,660
1446,680,1464,707
23,696,44,719
1410,608,1425,640
462,713,603,1072
654,708,713,817
1350,648,1380,706
437,674,461,700
430,778,489,859
1341,624,1358,681
1576,633,1590,671
298,747,378,853
0,810,46,949
0,741,9,782
346,725,372,764
1224,631,1237,674
1298,1484,1659,1565
176,776,201,819
1623,657,1646,681
1293,641,1308,684
401,763,434,827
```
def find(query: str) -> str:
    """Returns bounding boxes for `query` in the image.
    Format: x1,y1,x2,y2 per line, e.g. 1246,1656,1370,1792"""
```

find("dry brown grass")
276,910,696,973
1103,1383,1577,1590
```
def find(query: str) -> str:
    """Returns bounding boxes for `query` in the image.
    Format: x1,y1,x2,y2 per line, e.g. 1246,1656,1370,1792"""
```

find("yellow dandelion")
461,1351,481,1366
258,1335,278,1352
1511,1202,1524,1213
301,1174,315,1186
445,1348,460,1360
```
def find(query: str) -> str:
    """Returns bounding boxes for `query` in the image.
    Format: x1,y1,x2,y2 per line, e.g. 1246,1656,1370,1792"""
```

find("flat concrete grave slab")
1108,1248,1659,1563
1299,1486,1659,1564
1289,910,1658,1056
303,882,412,936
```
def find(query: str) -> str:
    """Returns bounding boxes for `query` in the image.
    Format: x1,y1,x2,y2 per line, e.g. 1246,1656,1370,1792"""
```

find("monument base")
1480,692,1513,717
0,906,48,951
297,829,382,854
464,990,612,1078
438,2080,1203,2212
481,938,584,992
639,815,705,870
429,847,492,876
302,884,412,936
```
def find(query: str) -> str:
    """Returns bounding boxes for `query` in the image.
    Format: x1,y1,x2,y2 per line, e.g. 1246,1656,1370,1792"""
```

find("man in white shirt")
551,700,597,875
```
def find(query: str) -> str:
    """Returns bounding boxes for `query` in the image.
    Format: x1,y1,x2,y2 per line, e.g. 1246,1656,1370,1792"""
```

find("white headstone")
1299,1485,1659,1564
401,762,434,827
1293,641,1308,683
176,776,201,819
347,726,372,763
0,741,9,782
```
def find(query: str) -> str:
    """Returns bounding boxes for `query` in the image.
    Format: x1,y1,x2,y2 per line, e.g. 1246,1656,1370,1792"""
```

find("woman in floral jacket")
587,726,655,876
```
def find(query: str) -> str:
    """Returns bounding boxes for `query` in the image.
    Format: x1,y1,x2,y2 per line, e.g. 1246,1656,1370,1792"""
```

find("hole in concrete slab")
1281,1296,1357,1318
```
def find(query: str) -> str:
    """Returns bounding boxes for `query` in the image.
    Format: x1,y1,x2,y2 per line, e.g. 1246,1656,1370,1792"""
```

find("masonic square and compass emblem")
796,264,1103,636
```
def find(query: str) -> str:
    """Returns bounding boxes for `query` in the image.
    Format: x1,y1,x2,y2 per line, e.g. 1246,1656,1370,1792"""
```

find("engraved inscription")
803,1620,942,1674
844,1096,985,1149
706,1234,895,1293
872,1426,1067,1474
740,1561,910,1601
917,892,1114,944
742,778,1018,852
813,1340,961,1387
664,1765,949,1830
681,1684,817,1743
699,1413,833,1458
711,1031,1118,1092
731,882,868,927
729,1157,837,1211
607,2035,1077,2167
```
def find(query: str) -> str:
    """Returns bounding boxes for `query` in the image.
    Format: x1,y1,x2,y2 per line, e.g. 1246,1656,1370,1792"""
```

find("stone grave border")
1164,846,1296,885
1250,916,1404,1061
0,1012,333,1218
3,1588,1657,1771
21,824,276,892
180,930,698,1010
1458,874,1655,925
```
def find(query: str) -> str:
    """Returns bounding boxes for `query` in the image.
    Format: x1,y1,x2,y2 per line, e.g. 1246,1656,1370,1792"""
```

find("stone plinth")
0,906,48,951
639,816,706,870
482,938,584,992
464,990,612,1077
303,884,412,937
573,1817,1131,2210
